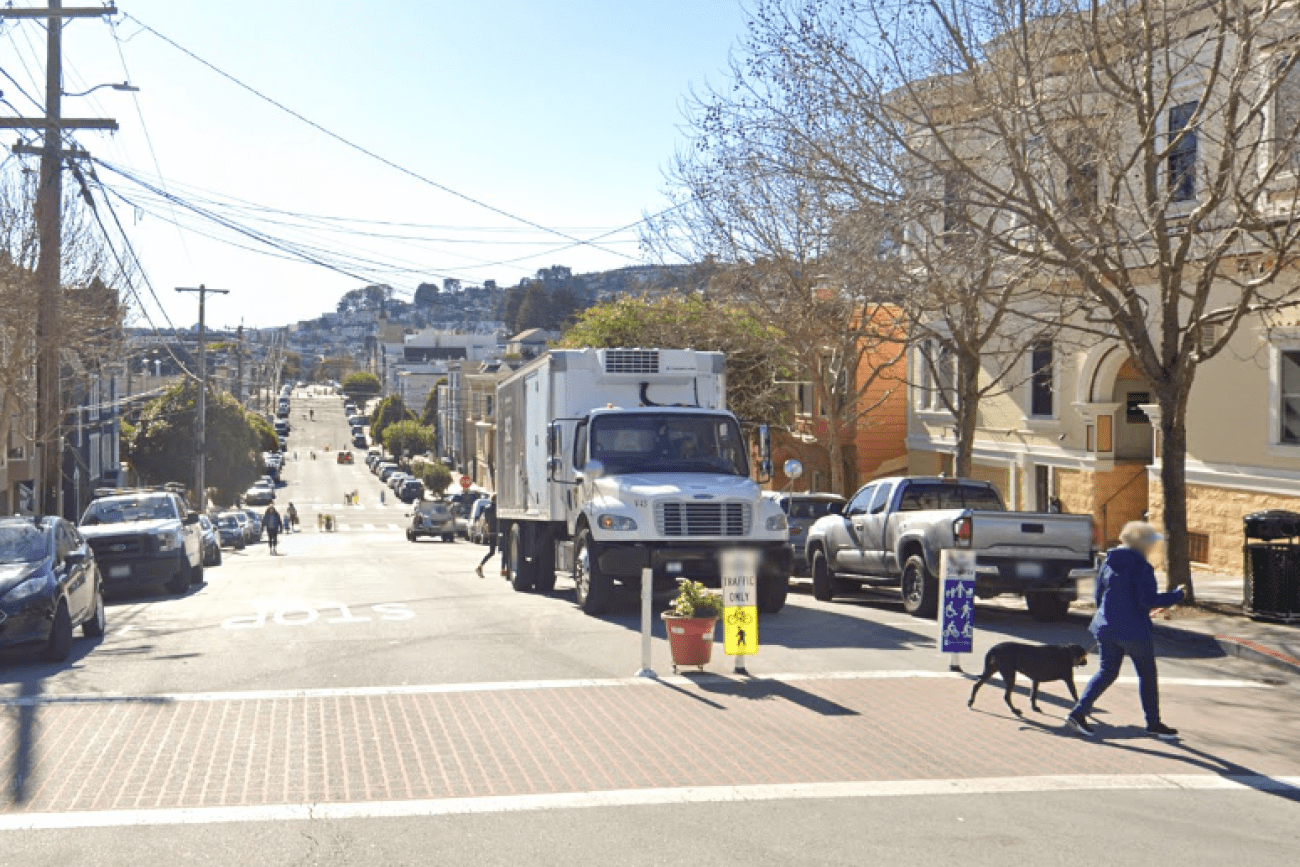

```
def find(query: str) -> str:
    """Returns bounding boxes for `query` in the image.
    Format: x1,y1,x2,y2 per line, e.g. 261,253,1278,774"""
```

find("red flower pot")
661,614,718,671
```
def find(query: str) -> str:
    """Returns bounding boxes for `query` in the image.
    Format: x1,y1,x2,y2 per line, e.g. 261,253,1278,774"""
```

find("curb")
1211,635,1300,677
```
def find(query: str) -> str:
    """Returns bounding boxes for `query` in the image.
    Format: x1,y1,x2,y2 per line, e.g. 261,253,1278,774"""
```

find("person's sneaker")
475,565,484,578
1147,722,1179,740
1066,714,1095,737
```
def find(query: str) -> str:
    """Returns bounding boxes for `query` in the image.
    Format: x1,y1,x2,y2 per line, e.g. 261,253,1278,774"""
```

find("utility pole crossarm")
0,118,118,130
0,6,118,18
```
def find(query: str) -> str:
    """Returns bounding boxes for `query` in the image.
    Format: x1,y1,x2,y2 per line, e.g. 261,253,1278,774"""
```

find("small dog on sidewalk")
968,642,1089,716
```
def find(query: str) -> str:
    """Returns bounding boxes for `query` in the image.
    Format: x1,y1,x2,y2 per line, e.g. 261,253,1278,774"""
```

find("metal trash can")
1243,510,1300,623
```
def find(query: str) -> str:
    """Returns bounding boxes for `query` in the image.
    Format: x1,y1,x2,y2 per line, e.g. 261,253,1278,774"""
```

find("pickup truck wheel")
573,529,611,615
165,568,190,596
758,574,789,613
43,600,73,663
508,524,536,592
406,529,416,542
901,555,938,619
1027,593,1071,621
189,562,204,585
810,551,835,602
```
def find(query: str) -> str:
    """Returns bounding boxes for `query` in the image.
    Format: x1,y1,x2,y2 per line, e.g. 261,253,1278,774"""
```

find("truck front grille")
655,502,751,537
87,535,149,558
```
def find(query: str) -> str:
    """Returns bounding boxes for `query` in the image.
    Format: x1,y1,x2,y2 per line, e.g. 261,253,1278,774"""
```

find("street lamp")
63,81,138,98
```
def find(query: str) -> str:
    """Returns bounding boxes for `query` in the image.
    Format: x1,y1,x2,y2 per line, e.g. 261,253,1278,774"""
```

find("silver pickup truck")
804,477,1095,621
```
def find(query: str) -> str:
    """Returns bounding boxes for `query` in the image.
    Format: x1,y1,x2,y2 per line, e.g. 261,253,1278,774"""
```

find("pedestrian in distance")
476,495,499,579
1067,521,1186,740
263,504,283,555
286,502,299,533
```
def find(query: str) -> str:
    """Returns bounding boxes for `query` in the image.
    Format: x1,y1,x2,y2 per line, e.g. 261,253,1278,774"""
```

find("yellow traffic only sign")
721,549,759,657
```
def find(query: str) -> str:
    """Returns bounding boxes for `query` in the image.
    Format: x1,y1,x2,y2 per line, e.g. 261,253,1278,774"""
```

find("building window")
942,171,969,237
917,341,954,413
1282,349,1300,444
1168,101,1198,203
1030,342,1054,417
1064,138,1098,215
1275,58,1300,173
796,382,815,417
1187,531,1210,565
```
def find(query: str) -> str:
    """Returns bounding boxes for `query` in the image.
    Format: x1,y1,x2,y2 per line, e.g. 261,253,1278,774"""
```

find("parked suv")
407,500,456,542
79,490,205,595
0,516,106,661
767,492,847,575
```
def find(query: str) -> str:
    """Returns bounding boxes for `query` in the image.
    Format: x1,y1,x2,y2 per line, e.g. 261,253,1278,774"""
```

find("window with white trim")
916,341,954,413
1168,102,1198,203
1282,349,1300,445
1030,341,1054,418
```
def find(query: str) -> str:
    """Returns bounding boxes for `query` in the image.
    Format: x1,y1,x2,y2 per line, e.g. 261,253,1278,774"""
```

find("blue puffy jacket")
1089,547,1185,642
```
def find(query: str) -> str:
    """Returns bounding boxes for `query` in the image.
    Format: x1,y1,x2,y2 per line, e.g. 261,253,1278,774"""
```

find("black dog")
968,642,1089,716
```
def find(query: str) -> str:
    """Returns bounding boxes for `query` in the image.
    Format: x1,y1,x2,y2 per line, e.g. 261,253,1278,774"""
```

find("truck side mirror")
758,424,773,482
583,459,606,480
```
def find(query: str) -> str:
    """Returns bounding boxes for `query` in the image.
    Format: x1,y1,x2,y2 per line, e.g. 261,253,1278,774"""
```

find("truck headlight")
6,571,53,602
765,513,789,532
157,530,184,552
597,514,638,531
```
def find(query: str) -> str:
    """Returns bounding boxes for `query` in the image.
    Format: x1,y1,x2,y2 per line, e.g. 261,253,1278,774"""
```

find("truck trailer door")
525,372,547,512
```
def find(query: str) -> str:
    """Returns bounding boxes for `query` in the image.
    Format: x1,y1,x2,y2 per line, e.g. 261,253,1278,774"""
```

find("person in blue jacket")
1067,521,1186,740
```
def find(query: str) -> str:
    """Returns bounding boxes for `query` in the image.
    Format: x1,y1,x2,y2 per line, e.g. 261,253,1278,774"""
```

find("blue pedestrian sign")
939,549,977,655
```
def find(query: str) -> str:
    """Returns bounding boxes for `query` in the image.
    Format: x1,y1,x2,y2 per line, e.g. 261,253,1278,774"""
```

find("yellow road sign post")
721,549,760,672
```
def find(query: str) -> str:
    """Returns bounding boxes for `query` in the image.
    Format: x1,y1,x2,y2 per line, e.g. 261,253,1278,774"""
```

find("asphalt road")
1,387,1296,865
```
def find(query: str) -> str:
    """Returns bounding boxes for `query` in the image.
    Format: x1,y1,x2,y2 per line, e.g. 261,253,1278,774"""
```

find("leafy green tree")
369,396,415,446
129,381,263,505
413,282,439,307
383,420,435,460
412,461,453,496
561,293,792,424
341,371,381,402
420,385,444,427
248,414,280,453
318,356,352,383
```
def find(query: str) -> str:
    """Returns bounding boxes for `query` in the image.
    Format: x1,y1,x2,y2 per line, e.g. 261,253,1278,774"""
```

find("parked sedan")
407,501,456,542
0,516,106,661
215,513,247,549
239,509,264,543
397,478,424,504
244,484,275,507
198,515,223,567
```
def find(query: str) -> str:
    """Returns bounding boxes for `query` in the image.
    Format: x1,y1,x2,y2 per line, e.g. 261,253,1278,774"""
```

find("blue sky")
2,1,750,329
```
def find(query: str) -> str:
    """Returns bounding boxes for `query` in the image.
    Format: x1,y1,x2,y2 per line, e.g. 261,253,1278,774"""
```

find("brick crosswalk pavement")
2,674,1297,816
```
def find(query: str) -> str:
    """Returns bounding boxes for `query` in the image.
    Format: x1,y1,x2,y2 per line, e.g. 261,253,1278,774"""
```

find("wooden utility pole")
176,285,229,512
0,2,118,516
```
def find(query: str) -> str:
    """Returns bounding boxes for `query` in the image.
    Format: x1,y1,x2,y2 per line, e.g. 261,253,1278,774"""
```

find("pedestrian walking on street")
263,504,283,555
286,502,299,532
1067,521,1186,740
476,495,499,578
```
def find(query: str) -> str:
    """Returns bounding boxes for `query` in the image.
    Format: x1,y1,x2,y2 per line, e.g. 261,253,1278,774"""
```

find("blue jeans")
1071,637,1162,727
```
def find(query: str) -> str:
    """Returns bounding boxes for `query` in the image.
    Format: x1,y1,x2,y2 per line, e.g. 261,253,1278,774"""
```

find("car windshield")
0,523,49,564
81,495,177,525
897,484,1005,512
218,516,238,528
588,413,748,476
416,502,448,515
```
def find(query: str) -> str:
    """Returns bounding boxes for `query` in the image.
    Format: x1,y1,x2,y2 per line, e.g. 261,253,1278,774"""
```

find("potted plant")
661,579,723,672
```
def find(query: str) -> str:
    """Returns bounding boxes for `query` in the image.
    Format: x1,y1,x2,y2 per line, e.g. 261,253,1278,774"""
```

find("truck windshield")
81,495,178,526
589,413,749,476
897,484,1004,512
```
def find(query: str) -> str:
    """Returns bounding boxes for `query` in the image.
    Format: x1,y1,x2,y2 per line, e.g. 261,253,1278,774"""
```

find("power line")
122,12,640,262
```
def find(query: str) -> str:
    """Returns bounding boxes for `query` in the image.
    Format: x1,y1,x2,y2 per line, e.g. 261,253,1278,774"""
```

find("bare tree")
729,0,1300,599
647,132,906,495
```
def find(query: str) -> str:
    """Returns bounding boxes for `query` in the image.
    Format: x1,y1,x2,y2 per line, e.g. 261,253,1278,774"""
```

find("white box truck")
496,348,793,615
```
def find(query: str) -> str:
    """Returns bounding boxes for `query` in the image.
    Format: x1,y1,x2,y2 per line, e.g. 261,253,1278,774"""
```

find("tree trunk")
827,430,846,496
952,355,981,478
1157,390,1194,601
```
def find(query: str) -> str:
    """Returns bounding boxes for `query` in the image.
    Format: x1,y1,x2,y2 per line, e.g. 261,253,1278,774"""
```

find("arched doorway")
1110,358,1154,462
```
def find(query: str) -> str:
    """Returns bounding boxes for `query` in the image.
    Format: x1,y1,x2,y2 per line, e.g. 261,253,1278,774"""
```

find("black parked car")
0,516,106,661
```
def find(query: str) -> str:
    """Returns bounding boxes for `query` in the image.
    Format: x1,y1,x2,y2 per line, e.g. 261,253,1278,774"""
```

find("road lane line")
0,671,1273,707
0,774,1296,830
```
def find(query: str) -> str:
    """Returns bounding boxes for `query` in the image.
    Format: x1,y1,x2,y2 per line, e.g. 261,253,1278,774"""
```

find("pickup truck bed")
805,477,1095,620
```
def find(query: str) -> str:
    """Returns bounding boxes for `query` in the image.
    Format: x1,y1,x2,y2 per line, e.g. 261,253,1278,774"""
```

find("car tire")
901,554,938,619
758,573,789,614
190,562,205,586
442,534,454,543
214,549,223,567
573,528,611,615
44,600,73,663
165,568,189,596
1027,593,1071,622
406,529,416,542
811,550,836,602
82,583,106,639
508,524,535,592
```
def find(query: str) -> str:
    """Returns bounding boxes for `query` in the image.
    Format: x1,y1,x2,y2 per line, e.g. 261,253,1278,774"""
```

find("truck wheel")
758,573,789,614
508,524,536,592
573,529,611,615
190,562,205,585
901,555,938,619
165,568,190,596
406,529,416,542
534,534,557,593
1027,593,1071,621
810,550,835,602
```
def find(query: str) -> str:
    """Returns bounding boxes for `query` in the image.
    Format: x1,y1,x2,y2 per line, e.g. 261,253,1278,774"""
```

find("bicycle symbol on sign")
725,608,753,627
